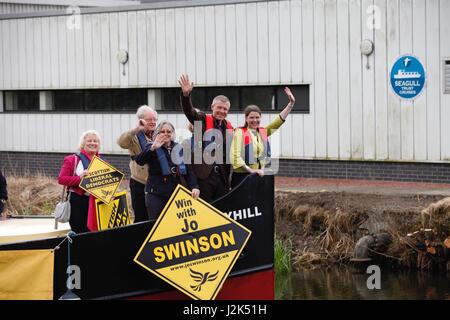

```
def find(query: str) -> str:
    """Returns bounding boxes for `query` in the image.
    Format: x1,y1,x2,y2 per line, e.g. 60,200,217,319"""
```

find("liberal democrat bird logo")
189,268,219,292
101,190,112,198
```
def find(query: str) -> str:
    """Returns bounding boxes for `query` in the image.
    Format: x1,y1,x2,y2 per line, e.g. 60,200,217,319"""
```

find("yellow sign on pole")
134,185,251,300
95,191,131,230
79,156,124,204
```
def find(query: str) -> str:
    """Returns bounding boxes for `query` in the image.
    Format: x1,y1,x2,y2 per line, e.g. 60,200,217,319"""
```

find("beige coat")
117,129,150,185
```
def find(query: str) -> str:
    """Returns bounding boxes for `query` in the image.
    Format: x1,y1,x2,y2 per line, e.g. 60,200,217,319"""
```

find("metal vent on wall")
445,58,450,94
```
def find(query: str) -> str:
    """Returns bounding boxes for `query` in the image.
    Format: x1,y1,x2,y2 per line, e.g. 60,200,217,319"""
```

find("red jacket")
58,151,100,231
58,154,86,195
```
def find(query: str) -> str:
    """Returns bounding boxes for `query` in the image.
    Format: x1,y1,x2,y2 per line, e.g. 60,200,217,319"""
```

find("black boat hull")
0,174,274,300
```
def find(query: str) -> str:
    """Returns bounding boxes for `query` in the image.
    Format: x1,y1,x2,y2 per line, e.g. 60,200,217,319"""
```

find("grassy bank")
274,235,292,274
4,174,61,216
2,174,132,217
275,191,450,272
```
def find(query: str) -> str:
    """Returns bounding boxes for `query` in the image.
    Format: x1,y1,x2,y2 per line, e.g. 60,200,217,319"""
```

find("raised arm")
279,87,295,121
178,74,203,124
117,119,146,149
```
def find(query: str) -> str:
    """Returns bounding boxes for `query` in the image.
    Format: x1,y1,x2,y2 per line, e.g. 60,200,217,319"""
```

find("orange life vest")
240,127,271,166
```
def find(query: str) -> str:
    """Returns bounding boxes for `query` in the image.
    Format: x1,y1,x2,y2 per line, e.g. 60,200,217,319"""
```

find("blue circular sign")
390,55,426,100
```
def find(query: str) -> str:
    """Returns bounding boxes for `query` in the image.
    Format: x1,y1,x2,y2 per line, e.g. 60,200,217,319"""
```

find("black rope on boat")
57,231,81,300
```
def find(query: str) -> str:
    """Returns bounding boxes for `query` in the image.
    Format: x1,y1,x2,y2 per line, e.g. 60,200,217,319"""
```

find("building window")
161,87,240,111
85,90,112,111
111,89,147,111
53,89,148,111
4,91,39,111
444,58,450,94
160,85,309,113
54,90,84,111
205,87,240,110
3,85,309,113
276,85,309,113
161,88,182,111
240,86,275,111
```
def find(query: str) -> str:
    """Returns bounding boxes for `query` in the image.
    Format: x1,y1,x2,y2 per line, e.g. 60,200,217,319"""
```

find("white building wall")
0,0,450,162
0,111,255,155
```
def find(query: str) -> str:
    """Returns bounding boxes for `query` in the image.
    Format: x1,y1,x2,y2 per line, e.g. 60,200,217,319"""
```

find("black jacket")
180,92,232,182
135,141,198,198
0,169,7,214
0,169,7,201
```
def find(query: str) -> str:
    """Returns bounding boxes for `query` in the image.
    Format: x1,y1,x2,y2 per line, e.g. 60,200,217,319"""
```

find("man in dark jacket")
0,169,8,215
178,74,234,202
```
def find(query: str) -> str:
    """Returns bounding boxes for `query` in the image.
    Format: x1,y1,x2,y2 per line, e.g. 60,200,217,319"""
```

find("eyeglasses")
144,118,157,121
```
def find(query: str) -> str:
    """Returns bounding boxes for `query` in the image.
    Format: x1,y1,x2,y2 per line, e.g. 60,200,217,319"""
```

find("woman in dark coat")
135,121,200,221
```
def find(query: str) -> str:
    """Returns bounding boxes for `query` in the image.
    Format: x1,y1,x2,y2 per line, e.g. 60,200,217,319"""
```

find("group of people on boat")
58,74,296,233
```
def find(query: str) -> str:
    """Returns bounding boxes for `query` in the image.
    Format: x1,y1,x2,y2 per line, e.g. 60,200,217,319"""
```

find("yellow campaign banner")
134,185,251,300
95,191,131,230
0,249,54,300
79,156,124,204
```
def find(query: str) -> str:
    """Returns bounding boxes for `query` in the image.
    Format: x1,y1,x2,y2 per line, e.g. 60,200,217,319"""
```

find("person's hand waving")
150,134,165,151
284,87,295,107
178,74,194,97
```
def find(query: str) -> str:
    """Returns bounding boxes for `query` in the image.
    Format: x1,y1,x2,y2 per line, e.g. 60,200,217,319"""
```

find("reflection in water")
276,266,450,300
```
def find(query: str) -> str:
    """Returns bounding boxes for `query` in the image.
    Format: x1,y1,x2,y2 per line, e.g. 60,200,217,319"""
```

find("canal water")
276,266,450,300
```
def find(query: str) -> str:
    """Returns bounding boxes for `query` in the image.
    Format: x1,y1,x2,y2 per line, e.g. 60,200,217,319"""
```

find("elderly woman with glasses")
135,121,200,221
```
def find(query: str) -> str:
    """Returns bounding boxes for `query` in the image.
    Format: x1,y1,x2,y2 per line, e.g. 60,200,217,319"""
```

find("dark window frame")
52,89,148,112
2,85,310,114
160,84,310,114
3,90,40,111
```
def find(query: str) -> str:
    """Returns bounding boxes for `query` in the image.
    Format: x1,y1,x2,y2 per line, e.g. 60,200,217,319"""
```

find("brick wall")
0,151,132,178
1,151,450,183
277,158,450,183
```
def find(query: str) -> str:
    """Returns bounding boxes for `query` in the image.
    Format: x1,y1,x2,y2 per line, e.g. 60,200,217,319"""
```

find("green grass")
274,235,292,274
41,201,56,214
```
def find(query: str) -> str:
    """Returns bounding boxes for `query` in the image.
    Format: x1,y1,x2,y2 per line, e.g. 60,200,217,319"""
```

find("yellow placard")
134,185,251,300
79,156,124,204
95,191,131,230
